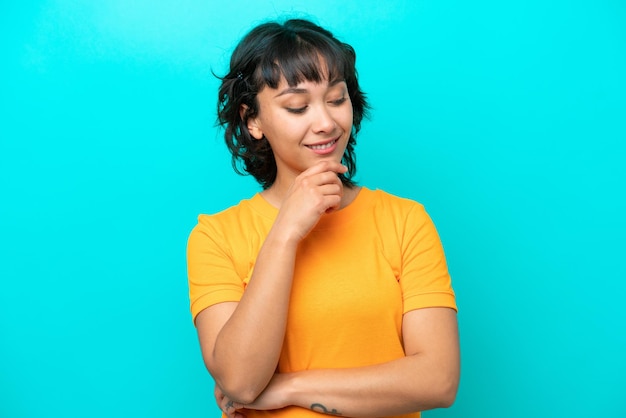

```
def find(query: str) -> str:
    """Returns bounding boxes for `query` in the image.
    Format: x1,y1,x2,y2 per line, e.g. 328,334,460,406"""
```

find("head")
217,18,369,189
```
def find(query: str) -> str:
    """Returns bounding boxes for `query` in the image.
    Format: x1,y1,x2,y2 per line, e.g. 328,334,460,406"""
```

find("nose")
311,105,336,134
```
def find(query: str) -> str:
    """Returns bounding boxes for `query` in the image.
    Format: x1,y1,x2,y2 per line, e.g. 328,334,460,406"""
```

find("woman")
187,18,459,417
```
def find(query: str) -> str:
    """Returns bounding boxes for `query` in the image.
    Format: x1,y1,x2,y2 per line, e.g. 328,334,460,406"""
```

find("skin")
196,76,460,417
248,77,357,210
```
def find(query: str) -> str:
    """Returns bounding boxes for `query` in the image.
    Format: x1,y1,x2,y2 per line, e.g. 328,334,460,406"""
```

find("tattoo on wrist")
311,403,342,415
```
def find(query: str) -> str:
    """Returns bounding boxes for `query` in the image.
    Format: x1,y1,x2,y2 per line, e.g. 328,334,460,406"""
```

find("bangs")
253,32,350,89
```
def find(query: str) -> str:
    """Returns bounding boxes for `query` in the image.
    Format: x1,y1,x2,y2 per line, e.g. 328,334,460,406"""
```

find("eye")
286,106,308,114
329,97,347,106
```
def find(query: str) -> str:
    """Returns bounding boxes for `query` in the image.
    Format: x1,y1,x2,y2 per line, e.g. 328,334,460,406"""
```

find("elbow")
413,365,459,410
204,361,264,405
434,370,459,408
218,381,261,405
437,384,458,408
406,369,459,412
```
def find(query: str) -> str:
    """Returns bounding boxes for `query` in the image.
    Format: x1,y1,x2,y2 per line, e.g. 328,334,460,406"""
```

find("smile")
306,139,338,151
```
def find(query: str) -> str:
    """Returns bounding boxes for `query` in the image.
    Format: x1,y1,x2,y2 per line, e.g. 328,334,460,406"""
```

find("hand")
274,161,347,243
214,385,247,418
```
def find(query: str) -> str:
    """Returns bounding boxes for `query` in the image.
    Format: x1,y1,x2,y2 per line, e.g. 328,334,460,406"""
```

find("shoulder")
358,188,443,252
364,188,429,223
188,194,275,255
188,196,259,246
367,188,423,208
197,196,254,227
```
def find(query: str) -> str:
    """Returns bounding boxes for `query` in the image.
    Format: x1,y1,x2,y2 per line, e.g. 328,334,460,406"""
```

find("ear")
240,104,264,140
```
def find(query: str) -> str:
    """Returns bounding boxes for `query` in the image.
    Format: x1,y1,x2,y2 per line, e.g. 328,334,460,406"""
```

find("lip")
305,138,339,155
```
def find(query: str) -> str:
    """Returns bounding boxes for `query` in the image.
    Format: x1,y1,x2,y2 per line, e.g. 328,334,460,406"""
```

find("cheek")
258,113,281,137
342,107,354,129
259,115,300,142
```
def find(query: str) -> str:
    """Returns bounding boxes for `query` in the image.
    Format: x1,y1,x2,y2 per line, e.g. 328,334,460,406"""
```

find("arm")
244,307,460,417
195,230,296,404
195,161,348,404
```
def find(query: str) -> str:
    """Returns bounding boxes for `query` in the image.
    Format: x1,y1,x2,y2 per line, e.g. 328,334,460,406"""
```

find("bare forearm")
286,355,459,417
210,228,298,402
199,163,353,403
282,309,461,417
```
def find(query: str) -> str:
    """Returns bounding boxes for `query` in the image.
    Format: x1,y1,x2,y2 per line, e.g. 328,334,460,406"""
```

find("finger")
296,174,343,193
303,160,347,176
302,165,346,187
315,183,343,198
223,398,245,415
324,197,343,213
312,170,345,186
319,194,341,213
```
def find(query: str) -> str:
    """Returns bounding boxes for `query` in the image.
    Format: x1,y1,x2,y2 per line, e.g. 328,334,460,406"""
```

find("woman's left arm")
242,306,460,417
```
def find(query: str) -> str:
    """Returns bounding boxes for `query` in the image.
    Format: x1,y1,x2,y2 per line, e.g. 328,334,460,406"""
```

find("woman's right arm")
195,225,297,404
194,161,347,405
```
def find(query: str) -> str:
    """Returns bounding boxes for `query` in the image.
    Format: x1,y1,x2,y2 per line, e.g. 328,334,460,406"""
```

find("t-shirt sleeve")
399,204,457,313
187,217,245,323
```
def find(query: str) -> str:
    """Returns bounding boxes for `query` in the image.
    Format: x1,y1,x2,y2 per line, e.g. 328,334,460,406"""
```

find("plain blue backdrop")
1,1,625,417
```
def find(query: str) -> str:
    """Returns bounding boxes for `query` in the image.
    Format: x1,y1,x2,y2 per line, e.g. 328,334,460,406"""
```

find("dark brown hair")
217,18,369,189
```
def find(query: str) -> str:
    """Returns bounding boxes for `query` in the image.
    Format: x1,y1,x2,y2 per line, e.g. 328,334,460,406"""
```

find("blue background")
1,1,625,417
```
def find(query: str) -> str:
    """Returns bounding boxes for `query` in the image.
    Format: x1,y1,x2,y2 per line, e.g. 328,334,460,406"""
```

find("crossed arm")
193,162,460,415
196,252,459,416
200,302,459,417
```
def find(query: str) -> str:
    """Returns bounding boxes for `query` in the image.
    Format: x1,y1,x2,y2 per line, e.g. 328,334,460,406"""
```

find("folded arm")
244,307,460,417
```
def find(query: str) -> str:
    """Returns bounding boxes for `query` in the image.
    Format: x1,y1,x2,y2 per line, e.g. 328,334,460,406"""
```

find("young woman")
187,18,460,418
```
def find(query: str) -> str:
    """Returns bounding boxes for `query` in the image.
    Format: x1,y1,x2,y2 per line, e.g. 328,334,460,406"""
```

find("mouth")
305,138,338,151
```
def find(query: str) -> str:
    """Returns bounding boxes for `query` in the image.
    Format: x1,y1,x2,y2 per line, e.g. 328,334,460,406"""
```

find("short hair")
216,18,369,189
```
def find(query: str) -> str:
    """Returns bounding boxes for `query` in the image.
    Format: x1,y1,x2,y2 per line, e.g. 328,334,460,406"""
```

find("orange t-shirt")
187,188,456,417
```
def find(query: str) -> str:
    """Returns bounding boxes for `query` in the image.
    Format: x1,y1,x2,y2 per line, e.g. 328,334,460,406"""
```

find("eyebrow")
273,79,346,98
274,87,308,98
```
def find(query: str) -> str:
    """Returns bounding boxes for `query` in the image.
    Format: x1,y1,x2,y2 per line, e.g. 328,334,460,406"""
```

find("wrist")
266,222,303,247
284,371,307,410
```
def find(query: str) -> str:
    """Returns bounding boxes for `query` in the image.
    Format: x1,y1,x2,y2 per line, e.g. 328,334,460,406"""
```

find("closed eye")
286,106,308,114
330,97,347,106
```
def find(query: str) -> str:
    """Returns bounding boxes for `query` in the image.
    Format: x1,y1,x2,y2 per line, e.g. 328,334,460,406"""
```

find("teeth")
309,140,336,150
